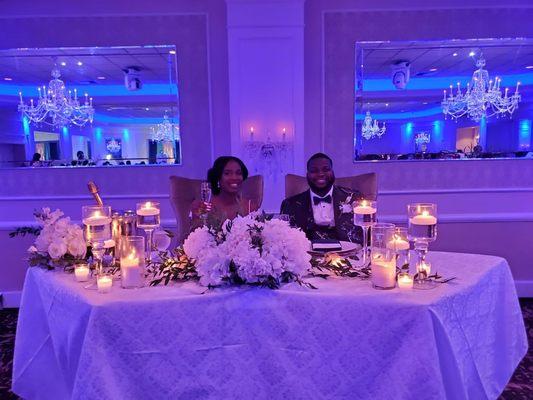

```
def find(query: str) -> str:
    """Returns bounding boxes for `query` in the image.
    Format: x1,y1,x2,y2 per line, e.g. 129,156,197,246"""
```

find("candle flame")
361,200,367,207
422,210,429,217
145,201,152,208
94,211,101,217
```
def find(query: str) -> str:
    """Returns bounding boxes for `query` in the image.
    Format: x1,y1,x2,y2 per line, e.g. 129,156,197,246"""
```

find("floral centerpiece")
151,212,313,289
20,208,87,269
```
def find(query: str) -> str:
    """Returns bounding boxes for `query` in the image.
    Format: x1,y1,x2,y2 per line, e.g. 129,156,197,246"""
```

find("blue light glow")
432,120,443,143
22,117,30,136
62,126,68,136
123,129,130,141
356,107,442,120
402,122,414,142
519,120,531,149
360,72,532,92
95,127,103,141
93,114,175,124
0,83,178,97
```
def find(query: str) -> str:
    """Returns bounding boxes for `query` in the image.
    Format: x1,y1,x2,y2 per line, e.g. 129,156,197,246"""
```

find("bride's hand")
191,200,212,217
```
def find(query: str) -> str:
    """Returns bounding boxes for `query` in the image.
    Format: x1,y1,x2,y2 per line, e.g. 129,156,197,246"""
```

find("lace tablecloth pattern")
12,252,527,400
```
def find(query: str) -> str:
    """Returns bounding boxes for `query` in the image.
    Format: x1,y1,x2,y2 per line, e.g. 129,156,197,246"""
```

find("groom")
280,153,363,244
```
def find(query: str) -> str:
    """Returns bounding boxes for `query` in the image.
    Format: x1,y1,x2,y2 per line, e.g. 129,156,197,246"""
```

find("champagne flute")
200,181,212,225
136,201,161,263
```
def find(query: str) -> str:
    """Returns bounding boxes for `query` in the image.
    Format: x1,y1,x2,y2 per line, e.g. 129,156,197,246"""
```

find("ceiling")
358,38,533,79
0,45,177,85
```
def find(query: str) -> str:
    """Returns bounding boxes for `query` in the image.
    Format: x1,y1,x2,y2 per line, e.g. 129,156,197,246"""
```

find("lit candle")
387,236,410,251
74,265,90,282
97,275,113,293
250,126,254,141
409,210,437,225
397,273,414,290
82,211,112,226
121,253,143,288
137,202,160,216
353,200,377,215
418,261,431,277
371,256,396,289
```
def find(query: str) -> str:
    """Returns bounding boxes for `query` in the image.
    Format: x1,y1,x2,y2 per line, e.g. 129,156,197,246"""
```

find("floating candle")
74,265,90,282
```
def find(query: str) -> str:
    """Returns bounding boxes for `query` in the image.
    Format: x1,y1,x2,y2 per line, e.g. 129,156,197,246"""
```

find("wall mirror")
0,45,180,167
354,38,533,161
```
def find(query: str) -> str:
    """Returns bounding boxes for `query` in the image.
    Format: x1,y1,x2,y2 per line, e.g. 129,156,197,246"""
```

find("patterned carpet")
1,300,532,399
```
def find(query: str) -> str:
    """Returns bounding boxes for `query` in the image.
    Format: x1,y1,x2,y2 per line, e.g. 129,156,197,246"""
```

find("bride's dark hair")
207,156,249,195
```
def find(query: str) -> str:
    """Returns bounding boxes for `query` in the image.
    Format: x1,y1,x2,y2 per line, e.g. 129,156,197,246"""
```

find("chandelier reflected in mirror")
150,114,179,142
442,55,521,122
361,111,386,140
18,66,95,128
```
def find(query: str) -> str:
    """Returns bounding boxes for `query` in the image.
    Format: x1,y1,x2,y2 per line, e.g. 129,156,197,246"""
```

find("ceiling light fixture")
4,77,12,81
18,66,95,128
361,111,386,140
442,54,521,122
77,61,83,66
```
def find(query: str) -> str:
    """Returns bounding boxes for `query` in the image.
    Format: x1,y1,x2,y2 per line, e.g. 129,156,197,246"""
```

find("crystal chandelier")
150,114,179,142
442,56,521,122
18,66,95,128
361,111,386,140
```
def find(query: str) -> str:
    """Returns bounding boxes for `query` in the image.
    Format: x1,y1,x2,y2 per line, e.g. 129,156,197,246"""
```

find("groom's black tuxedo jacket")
280,185,363,244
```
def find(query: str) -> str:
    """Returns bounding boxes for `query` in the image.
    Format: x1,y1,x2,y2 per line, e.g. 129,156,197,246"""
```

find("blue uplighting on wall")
0,83,178,97
402,122,414,141
95,127,103,141
123,129,130,141
359,72,533,92
519,120,532,149
432,120,443,144
93,114,174,124
22,117,30,136
62,126,68,137
356,107,442,121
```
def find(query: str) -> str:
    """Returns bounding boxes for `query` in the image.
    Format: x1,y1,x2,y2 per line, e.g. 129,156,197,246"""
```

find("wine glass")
82,205,112,283
200,181,212,225
136,201,161,263
353,199,377,267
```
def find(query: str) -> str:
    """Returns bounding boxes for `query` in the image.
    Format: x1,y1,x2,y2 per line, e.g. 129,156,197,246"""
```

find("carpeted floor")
1,300,532,399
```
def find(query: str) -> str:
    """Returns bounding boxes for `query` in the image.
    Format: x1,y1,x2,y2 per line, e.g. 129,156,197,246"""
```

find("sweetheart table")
12,251,527,400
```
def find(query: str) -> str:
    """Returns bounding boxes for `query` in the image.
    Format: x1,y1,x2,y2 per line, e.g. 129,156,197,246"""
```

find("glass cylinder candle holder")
387,226,410,271
97,273,113,294
353,199,377,267
136,201,161,263
82,205,112,277
414,260,436,290
370,223,396,290
120,236,146,289
74,264,90,282
407,203,437,266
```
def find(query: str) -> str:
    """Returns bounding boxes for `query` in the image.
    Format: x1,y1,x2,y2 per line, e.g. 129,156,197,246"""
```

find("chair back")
169,175,264,243
284,173,377,200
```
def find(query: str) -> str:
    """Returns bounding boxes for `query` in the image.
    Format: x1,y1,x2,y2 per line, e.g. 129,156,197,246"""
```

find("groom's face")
307,157,335,193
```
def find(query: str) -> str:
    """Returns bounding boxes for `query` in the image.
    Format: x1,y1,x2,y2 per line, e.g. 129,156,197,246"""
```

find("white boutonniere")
339,193,356,214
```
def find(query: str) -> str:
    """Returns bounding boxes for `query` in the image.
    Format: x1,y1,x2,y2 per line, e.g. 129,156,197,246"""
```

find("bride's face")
219,160,244,194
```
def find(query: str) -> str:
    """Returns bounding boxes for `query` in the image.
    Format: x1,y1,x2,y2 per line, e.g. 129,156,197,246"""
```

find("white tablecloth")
12,252,527,400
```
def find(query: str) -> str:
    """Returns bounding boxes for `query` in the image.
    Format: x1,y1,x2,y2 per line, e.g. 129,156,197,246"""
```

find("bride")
191,156,259,228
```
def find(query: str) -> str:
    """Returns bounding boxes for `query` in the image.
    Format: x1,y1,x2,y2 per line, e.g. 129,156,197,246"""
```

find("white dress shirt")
310,186,335,227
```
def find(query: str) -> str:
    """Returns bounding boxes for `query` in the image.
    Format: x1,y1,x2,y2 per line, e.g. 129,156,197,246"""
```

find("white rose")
35,227,54,252
27,245,38,253
48,239,67,259
54,217,71,236
68,239,87,258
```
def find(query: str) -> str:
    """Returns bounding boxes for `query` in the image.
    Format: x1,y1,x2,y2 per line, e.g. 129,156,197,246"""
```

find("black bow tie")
313,195,332,205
